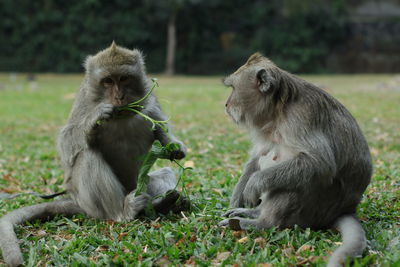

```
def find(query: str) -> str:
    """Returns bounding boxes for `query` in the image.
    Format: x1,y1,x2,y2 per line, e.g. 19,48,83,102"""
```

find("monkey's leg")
243,151,336,204
147,167,190,214
122,192,151,220
223,208,260,219
0,199,82,267
230,158,260,208
71,150,149,221
147,167,177,197
219,217,270,230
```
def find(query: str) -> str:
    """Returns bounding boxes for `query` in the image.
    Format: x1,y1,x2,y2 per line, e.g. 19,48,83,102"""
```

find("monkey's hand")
90,103,115,128
169,141,187,160
242,171,263,207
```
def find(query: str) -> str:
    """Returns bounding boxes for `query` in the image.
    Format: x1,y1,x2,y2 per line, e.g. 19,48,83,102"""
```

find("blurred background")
1,0,400,75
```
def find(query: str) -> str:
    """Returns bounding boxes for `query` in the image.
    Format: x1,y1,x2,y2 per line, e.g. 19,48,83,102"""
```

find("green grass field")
0,73,399,266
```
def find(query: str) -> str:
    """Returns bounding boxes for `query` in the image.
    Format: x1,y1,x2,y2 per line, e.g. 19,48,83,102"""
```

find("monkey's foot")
153,190,191,214
123,192,151,220
223,208,260,218
219,217,262,230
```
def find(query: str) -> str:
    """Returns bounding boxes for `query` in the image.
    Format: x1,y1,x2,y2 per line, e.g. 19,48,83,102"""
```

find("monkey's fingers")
169,149,186,160
223,208,246,218
153,190,191,214
218,218,230,227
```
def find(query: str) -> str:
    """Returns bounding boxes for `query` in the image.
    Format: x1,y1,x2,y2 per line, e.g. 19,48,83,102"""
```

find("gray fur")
0,199,83,266
0,43,186,266
221,53,372,266
57,43,186,221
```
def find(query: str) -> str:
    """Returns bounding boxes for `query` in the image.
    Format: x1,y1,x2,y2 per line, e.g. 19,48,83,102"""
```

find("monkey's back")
286,82,372,229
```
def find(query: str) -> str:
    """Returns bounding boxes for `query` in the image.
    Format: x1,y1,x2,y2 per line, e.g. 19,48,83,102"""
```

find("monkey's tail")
0,199,83,267
327,214,366,267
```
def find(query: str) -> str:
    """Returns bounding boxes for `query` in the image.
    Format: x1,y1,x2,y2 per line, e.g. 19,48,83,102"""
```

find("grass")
0,73,399,266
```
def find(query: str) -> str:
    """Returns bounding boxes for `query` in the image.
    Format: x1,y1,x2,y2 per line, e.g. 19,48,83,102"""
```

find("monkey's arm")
147,101,186,159
57,103,114,167
230,157,260,208
243,133,337,205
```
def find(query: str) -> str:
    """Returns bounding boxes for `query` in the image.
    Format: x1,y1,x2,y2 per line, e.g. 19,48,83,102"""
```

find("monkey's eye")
119,75,128,82
102,77,114,85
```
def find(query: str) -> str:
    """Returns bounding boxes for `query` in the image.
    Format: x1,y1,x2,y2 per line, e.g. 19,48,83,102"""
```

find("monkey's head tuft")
84,43,144,73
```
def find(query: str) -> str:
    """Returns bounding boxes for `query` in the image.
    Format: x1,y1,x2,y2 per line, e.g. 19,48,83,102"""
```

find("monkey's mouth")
226,107,242,124
114,105,143,119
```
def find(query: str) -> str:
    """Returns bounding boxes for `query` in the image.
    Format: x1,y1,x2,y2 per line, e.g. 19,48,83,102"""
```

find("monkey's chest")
97,120,155,190
257,145,296,170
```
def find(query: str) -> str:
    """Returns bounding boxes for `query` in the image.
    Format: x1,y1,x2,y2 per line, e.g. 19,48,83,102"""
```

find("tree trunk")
165,13,176,76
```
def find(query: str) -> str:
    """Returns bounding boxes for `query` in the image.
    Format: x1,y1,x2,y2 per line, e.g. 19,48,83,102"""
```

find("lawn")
0,73,399,266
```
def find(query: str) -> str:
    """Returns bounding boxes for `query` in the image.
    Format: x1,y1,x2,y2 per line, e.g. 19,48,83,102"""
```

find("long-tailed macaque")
220,53,372,267
0,42,187,266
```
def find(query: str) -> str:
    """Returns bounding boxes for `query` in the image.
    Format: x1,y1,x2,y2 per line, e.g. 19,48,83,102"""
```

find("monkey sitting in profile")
0,42,187,267
220,53,372,267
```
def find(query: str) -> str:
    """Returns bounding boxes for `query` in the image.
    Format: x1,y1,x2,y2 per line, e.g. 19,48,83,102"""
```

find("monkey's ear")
256,69,273,93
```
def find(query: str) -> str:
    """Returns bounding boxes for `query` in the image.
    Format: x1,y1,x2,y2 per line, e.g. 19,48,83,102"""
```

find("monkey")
0,42,187,267
219,53,372,267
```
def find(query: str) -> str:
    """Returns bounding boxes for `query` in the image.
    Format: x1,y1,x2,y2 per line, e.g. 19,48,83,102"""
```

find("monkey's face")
223,53,277,126
100,73,145,107
223,69,272,126
223,76,245,124
85,43,147,107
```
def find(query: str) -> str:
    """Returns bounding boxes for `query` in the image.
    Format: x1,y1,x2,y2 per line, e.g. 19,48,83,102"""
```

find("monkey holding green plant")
0,42,188,267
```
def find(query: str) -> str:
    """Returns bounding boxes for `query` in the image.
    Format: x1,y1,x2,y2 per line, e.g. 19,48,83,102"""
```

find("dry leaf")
216,251,231,261
95,245,109,252
105,220,116,225
184,161,194,168
152,223,161,229
118,232,128,241
59,233,72,240
238,236,249,243
35,230,47,237
185,256,196,265
296,244,314,254
255,237,266,248
155,256,172,267
257,263,272,267
282,247,294,257
296,255,320,266
190,233,197,242
232,230,245,238
175,237,185,246
212,188,223,196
